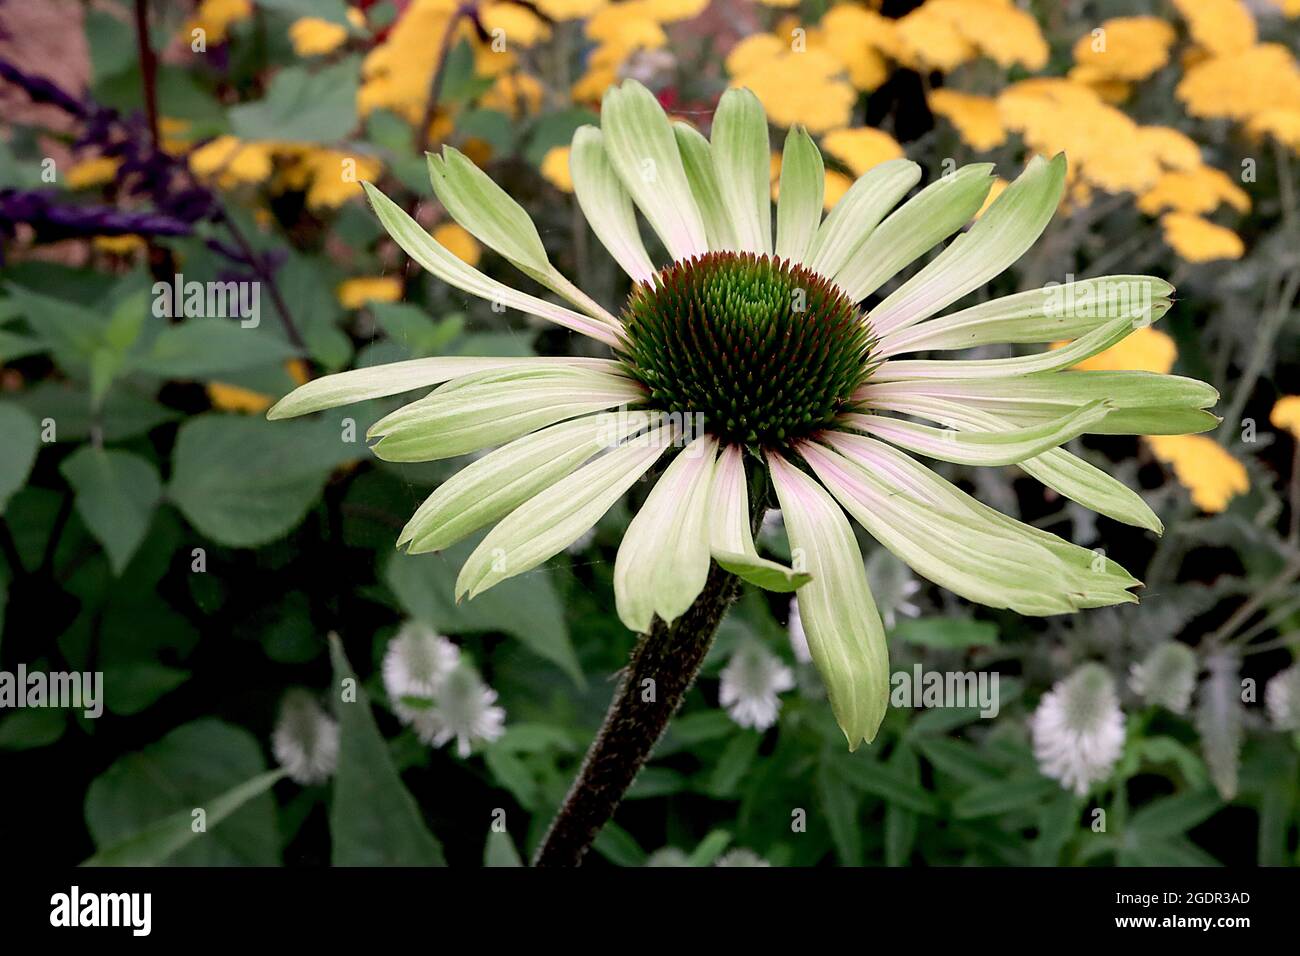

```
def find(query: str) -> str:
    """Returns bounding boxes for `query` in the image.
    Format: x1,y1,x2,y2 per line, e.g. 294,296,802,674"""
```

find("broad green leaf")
816,758,863,864
892,616,998,648
139,320,299,379
329,635,446,865
1128,789,1222,841
60,447,162,574
229,59,359,143
0,403,39,514
953,774,1057,819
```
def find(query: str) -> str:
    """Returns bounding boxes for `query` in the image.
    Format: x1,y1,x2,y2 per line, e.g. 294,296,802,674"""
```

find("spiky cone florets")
617,252,873,450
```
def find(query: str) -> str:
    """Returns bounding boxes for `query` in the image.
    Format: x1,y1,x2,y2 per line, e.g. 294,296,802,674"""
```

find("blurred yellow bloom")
1248,109,1300,151
1138,166,1250,216
300,150,384,209
1072,326,1177,374
189,136,274,187
974,177,1008,219
929,90,1005,151
92,235,145,255
820,127,905,177
187,0,252,44
812,5,898,91
1178,44,1300,122
999,79,1160,194
537,0,608,18
1160,212,1245,262
66,156,120,190
480,2,551,46
898,0,1047,73
481,71,545,117
639,0,710,17
1171,0,1256,57
360,1,474,122
1271,396,1300,439
541,146,573,192
288,10,365,57
1070,17,1175,83
208,382,273,414
433,223,482,266
338,277,403,309
1146,435,1248,513
756,0,800,6
726,35,855,132
1135,126,1202,172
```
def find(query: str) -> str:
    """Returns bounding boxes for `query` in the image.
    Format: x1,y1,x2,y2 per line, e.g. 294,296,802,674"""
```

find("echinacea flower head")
271,689,340,786
270,78,1219,750
382,622,461,721
719,641,795,730
1031,663,1126,796
411,661,506,757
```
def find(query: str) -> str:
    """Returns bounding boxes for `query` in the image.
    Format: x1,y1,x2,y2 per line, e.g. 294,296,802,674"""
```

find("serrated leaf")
60,447,161,574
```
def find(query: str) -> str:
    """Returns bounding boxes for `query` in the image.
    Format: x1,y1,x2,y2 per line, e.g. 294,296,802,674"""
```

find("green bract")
269,79,1220,749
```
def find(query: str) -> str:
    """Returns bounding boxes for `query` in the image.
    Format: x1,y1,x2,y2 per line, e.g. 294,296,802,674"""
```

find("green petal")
614,436,717,631
368,366,645,462
834,163,994,301
869,154,1067,336
844,399,1114,467
673,123,736,251
768,451,889,749
363,183,620,346
807,158,921,280
456,423,672,598
801,440,1117,615
876,276,1175,356
708,443,810,591
709,88,772,255
267,356,617,420
601,80,708,260
774,126,825,265
570,126,657,284
399,410,651,553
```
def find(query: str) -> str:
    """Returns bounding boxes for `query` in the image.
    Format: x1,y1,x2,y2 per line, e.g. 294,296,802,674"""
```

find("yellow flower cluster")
929,90,1005,151
288,8,367,58
1272,396,1300,440
186,0,251,44
1070,16,1176,90
1171,0,1256,58
1177,43,1300,152
1159,212,1246,262
572,0,709,103
895,0,1047,74
1147,435,1249,512
188,136,383,211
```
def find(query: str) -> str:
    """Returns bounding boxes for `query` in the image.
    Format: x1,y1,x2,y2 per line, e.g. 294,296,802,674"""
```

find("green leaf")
0,708,67,750
683,830,732,867
702,730,762,798
591,822,646,867
1128,789,1222,841
83,770,286,866
139,320,299,379
0,403,39,514
101,664,190,716
328,635,446,865
229,59,359,143
892,616,998,649
953,774,1057,819
168,413,359,547
834,754,941,815
484,829,524,866
60,447,162,574
256,0,355,25
84,719,281,865
386,543,583,687
884,744,921,866
816,758,863,865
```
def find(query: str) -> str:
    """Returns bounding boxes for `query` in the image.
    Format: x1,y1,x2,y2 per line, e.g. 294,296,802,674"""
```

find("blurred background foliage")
0,0,1299,867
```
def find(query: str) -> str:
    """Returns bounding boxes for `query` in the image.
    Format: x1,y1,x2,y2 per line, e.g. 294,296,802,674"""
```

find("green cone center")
617,252,873,449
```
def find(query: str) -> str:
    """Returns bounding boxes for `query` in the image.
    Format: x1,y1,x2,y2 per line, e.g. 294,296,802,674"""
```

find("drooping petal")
364,183,621,346
709,88,773,255
267,355,618,420
834,163,995,303
869,307,1169,382
806,158,921,281
399,410,652,553
614,435,717,631
768,451,889,749
821,432,1141,606
368,366,645,461
708,443,810,591
569,126,656,285
456,422,672,598
867,154,1068,337
774,126,825,265
601,80,709,261
800,440,1111,616
673,123,737,251
426,148,618,327
863,372,1220,436
843,400,1114,467
875,276,1174,357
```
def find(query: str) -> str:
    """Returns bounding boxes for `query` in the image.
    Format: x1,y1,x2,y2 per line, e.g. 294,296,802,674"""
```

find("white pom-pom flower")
1031,663,1126,796
411,661,506,757
271,689,340,786
1129,641,1198,714
382,622,461,723
1265,664,1300,731
719,641,795,730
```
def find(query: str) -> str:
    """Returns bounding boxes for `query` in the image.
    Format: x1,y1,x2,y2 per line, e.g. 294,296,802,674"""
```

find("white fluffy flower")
1129,642,1197,714
787,596,812,663
271,690,340,786
1265,664,1300,731
1031,664,1126,796
866,548,921,629
382,622,460,722
411,662,506,757
714,848,770,867
719,642,795,730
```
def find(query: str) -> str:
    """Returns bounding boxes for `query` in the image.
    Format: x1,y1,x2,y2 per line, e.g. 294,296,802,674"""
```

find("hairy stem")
532,561,746,867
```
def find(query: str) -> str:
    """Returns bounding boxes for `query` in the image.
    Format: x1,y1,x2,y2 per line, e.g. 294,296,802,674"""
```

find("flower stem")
532,561,744,867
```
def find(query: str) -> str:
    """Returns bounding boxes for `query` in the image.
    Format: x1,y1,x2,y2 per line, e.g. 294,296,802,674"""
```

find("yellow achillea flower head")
337,277,403,309
189,136,274,187
1171,0,1256,57
65,156,121,190
1178,44,1300,122
1135,126,1203,172
1146,435,1248,512
541,146,574,192
929,91,1006,151
1271,397,1300,439
1248,110,1300,152
1070,16,1176,83
1138,167,1251,217
726,34,856,133
288,9,366,57
1160,213,1245,262
432,223,482,266
898,0,1047,73
820,128,905,178
187,0,252,44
